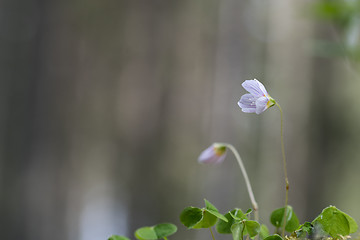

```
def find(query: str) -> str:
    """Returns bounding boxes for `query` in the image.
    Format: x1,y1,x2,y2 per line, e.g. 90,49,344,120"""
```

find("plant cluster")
109,79,358,240
178,200,357,240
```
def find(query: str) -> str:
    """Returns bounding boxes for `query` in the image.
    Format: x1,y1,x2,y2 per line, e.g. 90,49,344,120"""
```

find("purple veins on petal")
238,79,274,114
255,96,270,114
238,94,256,113
241,79,268,98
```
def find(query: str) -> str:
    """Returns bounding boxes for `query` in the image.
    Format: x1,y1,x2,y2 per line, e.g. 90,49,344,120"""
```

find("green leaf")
312,206,358,238
135,227,158,240
295,222,313,238
216,209,246,234
300,222,313,233
245,209,253,215
270,206,300,232
270,208,284,228
204,199,218,212
231,222,246,240
206,209,228,222
204,199,228,222
153,223,177,238
245,220,261,239
229,209,247,221
180,201,229,229
179,207,203,228
259,224,270,240
229,219,259,240
342,210,358,234
135,223,177,240
108,235,130,240
193,209,218,229
263,234,283,240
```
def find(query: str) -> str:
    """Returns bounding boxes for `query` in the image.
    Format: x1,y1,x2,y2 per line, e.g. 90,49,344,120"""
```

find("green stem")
163,237,168,240
276,102,289,237
241,221,245,240
209,227,216,240
225,144,259,223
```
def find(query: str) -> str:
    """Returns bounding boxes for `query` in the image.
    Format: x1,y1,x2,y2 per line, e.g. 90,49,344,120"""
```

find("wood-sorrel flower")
238,79,275,114
198,143,227,164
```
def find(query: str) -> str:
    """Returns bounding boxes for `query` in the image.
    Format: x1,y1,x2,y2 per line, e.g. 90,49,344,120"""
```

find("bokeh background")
1,0,360,239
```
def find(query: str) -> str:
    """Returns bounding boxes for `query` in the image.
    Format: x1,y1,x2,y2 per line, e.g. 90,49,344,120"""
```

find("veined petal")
255,96,270,114
241,107,257,113
238,94,257,113
238,93,256,108
242,79,268,98
255,79,269,97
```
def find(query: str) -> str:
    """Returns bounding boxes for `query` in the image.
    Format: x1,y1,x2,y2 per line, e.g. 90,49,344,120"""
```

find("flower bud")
198,143,227,164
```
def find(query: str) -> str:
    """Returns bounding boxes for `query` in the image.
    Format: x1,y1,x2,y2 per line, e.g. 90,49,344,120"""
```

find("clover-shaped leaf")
135,227,157,240
179,207,203,228
216,208,259,239
204,199,228,222
231,222,246,240
259,224,270,240
216,209,246,234
153,224,177,239
244,220,261,239
230,220,260,240
229,211,246,221
135,223,177,240
312,206,358,238
180,199,228,229
192,210,219,229
108,235,130,240
270,205,299,232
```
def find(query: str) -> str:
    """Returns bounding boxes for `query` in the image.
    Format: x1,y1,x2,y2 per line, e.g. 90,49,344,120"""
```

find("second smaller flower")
198,143,227,164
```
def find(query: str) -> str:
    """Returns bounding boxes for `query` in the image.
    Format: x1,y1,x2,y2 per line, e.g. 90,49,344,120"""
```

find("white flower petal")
255,96,269,114
238,93,256,109
242,79,268,98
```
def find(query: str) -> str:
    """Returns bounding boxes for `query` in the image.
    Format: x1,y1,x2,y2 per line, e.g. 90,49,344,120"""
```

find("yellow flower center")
214,145,226,156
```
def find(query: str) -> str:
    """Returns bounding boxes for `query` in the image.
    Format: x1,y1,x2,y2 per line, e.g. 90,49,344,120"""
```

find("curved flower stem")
209,227,216,240
225,144,259,222
275,102,289,237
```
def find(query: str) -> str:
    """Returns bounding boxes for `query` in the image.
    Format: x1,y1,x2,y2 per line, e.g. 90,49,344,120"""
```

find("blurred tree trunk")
0,0,221,239
1,1,359,240
261,0,314,222
0,1,57,239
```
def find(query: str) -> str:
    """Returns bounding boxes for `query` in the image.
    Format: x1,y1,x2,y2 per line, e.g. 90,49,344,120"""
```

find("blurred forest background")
1,0,360,240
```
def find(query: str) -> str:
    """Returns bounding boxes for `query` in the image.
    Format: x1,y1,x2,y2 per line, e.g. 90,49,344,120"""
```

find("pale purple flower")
238,79,275,114
198,144,227,164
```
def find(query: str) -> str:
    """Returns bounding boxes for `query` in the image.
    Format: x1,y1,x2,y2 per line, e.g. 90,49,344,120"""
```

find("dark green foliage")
216,209,246,234
215,207,260,240
308,0,360,61
270,206,300,232
295,222,314,238
179,199,227,229
179,207,204,228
